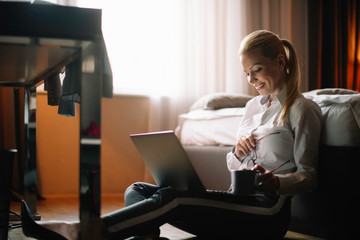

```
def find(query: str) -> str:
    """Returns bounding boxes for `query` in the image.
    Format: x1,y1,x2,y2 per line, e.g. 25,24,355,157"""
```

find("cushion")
190,92,253,111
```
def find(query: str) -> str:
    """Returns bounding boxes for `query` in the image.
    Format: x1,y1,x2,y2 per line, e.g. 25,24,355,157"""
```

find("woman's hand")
252,164,280,193
235,135,256,158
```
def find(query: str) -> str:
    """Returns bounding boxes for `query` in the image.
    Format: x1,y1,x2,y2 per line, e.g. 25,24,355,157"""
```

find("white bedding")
176,90,360,147
175,108,245,146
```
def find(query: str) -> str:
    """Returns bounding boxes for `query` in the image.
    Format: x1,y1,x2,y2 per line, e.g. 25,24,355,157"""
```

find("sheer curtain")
148,0,309,131
75,0,308,131
148,0,250,131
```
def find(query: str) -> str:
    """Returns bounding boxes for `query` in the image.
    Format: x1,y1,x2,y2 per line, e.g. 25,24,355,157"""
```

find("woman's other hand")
235,135,256,158
252,164,280,193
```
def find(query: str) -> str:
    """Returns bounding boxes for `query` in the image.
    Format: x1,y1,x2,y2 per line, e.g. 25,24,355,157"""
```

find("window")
78,0,183,96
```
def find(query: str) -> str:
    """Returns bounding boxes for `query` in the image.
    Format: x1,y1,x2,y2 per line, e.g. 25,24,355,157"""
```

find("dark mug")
230,170,258,196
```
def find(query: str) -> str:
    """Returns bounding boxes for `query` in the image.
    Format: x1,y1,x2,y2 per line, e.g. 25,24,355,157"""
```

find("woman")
229,30,321,195
21,30,322,240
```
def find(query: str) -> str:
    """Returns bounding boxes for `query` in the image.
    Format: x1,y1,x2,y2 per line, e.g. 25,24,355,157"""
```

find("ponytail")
280,39,300,123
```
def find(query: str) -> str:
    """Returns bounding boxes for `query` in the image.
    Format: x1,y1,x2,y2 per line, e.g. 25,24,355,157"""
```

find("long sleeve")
276,99,322,195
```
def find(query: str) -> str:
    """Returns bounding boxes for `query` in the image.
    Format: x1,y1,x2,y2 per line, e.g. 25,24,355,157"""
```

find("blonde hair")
239,30,300,122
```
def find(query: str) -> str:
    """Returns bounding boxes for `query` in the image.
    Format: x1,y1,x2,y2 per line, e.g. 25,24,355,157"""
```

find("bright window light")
77,0,183,96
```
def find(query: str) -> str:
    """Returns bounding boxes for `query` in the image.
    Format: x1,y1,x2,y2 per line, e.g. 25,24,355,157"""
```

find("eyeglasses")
245,132,280,168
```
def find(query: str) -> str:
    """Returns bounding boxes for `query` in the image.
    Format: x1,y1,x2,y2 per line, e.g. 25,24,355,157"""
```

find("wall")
37,92,153,197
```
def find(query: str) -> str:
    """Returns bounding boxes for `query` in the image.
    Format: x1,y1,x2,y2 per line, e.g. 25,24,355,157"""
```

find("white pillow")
190,92,253,111
303,88,359,100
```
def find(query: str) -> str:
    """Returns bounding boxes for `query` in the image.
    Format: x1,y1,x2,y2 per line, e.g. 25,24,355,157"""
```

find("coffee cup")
230,170,258,196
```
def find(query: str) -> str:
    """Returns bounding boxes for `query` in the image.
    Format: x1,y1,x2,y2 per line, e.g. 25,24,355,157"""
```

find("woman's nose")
248,73,257,84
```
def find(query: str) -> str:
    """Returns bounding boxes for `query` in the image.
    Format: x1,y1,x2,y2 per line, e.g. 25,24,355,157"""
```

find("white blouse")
226,88,322,195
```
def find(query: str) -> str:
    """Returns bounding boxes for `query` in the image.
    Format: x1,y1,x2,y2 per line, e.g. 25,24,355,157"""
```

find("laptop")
130,130,206,192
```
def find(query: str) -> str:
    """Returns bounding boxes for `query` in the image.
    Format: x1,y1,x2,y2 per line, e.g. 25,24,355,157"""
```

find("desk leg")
23,86,40,220
79,39,103,239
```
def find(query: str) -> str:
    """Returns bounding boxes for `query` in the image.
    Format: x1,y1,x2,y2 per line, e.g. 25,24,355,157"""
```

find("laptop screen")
130,131,205,192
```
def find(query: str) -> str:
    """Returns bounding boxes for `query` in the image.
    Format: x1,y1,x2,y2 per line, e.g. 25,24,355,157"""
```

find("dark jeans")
102,182,291,239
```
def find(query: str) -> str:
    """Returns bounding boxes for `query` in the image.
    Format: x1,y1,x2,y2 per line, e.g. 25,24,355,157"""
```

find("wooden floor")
8,195,196,240
8,195,324,240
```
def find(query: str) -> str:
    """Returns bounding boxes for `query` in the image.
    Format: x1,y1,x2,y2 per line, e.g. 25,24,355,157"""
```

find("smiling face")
241,50,286,101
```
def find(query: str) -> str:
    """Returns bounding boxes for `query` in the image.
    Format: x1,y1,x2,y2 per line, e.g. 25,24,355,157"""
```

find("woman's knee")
124,182,159,206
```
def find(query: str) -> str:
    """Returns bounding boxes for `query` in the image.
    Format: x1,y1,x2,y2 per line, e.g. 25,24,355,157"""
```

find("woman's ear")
278,54,286,70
